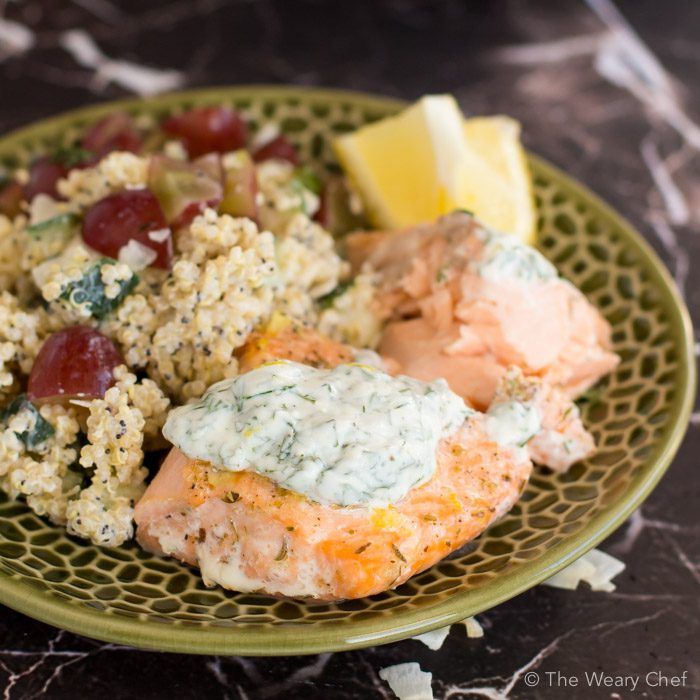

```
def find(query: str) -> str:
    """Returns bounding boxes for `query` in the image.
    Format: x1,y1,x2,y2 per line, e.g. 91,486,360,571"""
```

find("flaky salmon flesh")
346,211,619,410
135,325,534,601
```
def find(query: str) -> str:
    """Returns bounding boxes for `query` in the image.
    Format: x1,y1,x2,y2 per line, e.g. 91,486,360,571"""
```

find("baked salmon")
135,328,534,600
238,313,354,372
347,211,619,410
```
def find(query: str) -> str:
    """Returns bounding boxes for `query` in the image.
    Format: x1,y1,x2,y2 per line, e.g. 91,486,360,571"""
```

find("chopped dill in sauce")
163,360,472,507
476,229,557,283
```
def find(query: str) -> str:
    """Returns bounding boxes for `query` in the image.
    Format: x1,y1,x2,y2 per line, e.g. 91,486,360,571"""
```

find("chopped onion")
379,663,434,700
412,616,483,650
163,140,188,161
301,188,320,217
147,228,171,243
68,399,93,408
118,239,158,271
542,548,625,592
29,194,62,225
581,549,626,591
251,122,281,151
463,616,484,638
413,625,450,650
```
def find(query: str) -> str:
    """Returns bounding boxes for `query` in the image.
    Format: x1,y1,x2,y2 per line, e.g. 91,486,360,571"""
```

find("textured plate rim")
0,86,695,656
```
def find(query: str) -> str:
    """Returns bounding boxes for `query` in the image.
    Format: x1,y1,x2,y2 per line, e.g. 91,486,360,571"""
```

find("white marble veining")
0,630,130,699
641,137,690,226
0,17,34,61
590,0,700,151
60,29,184,95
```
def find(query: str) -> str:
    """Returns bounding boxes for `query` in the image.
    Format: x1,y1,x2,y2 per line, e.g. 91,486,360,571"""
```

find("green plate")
0,87,694,655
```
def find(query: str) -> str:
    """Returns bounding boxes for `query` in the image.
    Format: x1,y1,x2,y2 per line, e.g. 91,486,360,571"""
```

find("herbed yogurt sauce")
163,360,541,508
476,228,557,283
163,360,472,507
484,400,541,448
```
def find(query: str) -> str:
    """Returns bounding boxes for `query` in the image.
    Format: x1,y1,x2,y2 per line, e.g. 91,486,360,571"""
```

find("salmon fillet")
238,313,354,372
347,212,619,410
135,432,530,600
135,329,533,600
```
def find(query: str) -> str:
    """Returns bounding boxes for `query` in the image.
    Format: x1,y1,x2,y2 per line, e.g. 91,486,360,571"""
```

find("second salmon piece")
347,211,619,410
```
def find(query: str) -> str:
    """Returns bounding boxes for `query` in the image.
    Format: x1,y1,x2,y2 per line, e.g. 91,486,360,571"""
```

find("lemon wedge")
334,96,536,244
334,95,469,229
463,116,536,244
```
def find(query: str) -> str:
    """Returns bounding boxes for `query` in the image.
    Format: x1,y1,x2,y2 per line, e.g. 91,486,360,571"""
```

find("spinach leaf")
52,145,94,168
1,394,55,450
317,281,352,309
60,258,138,320
292,166,322,195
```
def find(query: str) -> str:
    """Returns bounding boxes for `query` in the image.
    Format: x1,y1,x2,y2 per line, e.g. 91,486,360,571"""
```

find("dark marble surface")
0,0,699,698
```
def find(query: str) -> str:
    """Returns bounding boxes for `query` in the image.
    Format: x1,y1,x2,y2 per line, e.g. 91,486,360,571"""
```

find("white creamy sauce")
485,400,541,448
352,347,388,371
476,230,557,283
163,361,472,507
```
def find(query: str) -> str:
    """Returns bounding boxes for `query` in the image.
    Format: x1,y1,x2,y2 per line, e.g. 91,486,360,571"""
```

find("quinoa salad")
0,107,378,547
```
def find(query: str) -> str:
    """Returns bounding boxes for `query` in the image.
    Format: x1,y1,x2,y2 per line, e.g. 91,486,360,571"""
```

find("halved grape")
162,106,247,158
252,134,299,165
82,112,141,159
28,327,124,403
24,156,68,201
82,189,172,269
149,154,223,228
220,150,258,220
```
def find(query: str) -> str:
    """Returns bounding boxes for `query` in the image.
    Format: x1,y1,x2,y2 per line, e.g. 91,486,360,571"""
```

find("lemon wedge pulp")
334,95,536,244
463,116,536,244
334,95,468,229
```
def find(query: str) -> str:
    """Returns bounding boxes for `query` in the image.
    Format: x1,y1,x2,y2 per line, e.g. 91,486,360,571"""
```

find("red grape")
314,186,330,229
162,106,247,158
28,327,124,403
82,189,172,269
82,112,141,160
24,156,68,201
252,134,299,165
